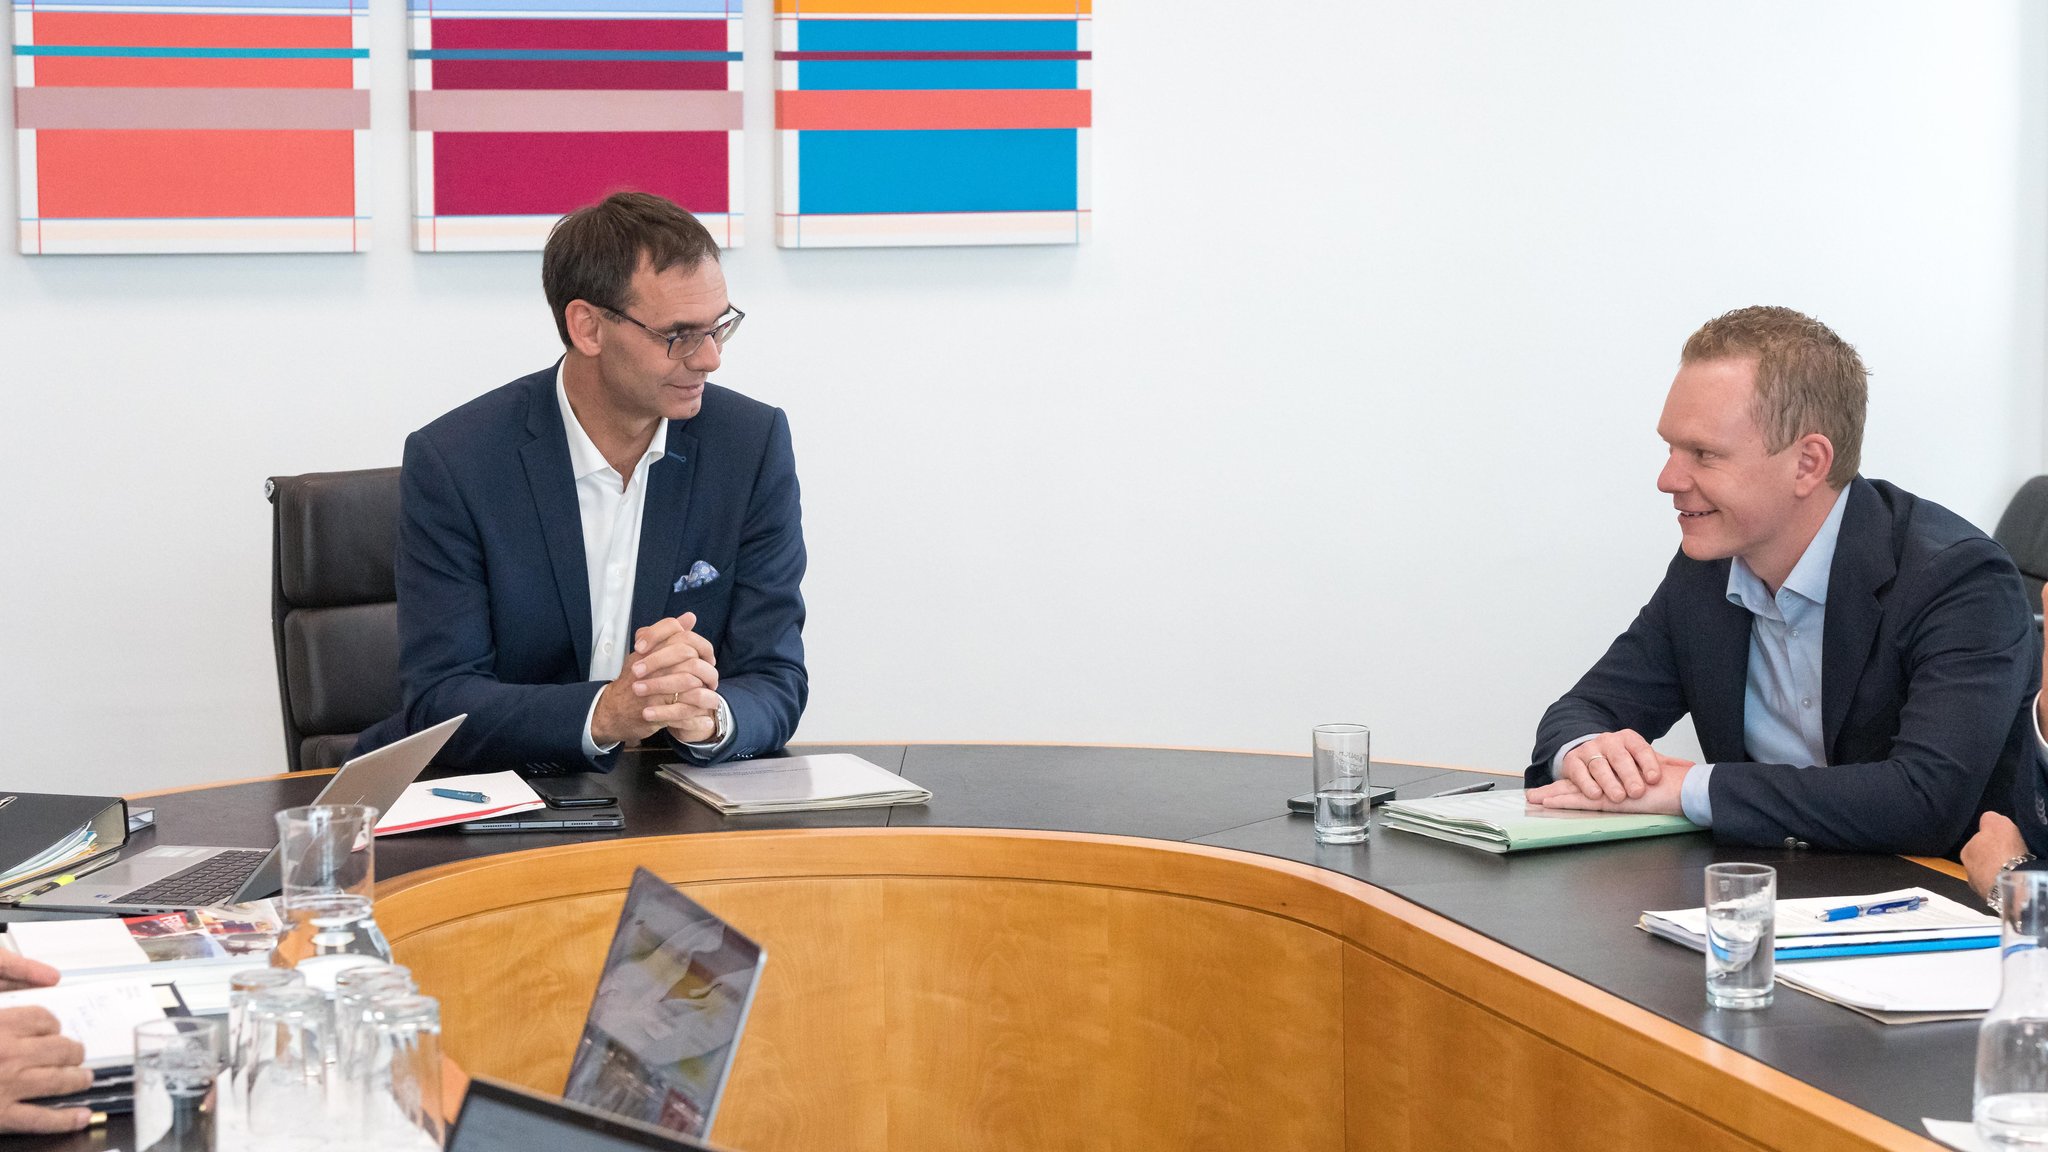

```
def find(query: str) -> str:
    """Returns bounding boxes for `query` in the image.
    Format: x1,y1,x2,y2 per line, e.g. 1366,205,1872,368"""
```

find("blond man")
1525,307,2039,856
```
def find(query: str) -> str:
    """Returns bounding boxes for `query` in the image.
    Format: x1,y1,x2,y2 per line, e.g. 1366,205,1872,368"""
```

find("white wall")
1,1,2041,794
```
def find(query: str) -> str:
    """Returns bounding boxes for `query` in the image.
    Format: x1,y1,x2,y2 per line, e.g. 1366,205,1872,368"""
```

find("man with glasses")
356,192,806,771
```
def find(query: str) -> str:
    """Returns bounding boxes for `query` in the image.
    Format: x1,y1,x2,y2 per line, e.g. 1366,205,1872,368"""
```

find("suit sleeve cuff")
1551,734,1599,782
582,686,620,761
681,693,735,755
2033,691,2047,759
1680,763,1716,826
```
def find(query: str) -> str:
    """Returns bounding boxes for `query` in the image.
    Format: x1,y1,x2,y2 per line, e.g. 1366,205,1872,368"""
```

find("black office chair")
1994,475,2048,624
267,468,403,772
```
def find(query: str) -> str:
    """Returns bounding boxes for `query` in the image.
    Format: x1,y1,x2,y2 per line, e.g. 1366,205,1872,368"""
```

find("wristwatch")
1989,854,2037,914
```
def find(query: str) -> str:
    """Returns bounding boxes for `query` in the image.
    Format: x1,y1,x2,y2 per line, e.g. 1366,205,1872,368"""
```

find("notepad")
1378,789,1702,853
658,754,931,815
0,979,166,1068
375,771,546,835
1641,887,1997,959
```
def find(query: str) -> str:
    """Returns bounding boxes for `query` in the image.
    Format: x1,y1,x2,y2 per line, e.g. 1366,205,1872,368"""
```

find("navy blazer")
1527,478,2038,856
359,364,807,771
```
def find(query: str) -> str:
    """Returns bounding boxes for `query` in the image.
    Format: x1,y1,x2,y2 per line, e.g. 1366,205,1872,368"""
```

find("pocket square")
675,561,720,593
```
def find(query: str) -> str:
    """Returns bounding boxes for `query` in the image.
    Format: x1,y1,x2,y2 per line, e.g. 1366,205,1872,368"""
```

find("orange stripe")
776,0,1088,13
30,13,354,87
37,130,355,218
777,88,1088,130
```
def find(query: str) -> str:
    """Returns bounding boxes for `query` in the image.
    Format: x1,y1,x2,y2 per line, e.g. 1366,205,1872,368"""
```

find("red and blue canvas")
13,0,371,254
774,0,1090,248
409,0,744,252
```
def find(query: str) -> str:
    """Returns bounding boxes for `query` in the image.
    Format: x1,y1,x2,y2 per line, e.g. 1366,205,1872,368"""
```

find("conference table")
10,743,1983,1151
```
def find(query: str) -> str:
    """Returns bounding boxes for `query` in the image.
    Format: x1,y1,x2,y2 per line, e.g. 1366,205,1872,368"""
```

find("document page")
5,918,151,970
0,979,165,1067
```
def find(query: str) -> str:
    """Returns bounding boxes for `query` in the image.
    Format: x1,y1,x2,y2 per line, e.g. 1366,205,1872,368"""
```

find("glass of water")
356,994,446,1151
238,985,334,1151
1703,863,1775,1010
1312,723,1371,844
1976,869,2048,1144
134,1016,224,1152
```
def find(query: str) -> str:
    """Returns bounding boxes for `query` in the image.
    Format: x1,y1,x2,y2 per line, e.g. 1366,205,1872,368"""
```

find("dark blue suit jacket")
1527,477,2038,856
357,364,807,771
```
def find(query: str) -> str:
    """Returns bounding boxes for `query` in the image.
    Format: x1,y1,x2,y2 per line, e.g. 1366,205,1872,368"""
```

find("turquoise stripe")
16,44,367,58
409,48,738,61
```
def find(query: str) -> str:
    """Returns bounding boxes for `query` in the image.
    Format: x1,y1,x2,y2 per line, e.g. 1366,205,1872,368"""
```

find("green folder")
1380,788,1702,853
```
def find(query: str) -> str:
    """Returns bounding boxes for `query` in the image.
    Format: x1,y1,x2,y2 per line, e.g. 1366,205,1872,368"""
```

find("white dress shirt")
556,366,731,760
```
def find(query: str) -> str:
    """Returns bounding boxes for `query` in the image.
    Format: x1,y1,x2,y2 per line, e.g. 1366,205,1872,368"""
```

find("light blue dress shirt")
1677,488,1851,825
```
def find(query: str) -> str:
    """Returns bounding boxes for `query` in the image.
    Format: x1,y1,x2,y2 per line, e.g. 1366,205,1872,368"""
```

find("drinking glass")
1312,723,1371,844
1704,863,1775,1010
238,986,333,1151
334,965,416,1075
274,804,391,990
1976,869,2048,1143
134,1017,223,1152
356,994,446,1151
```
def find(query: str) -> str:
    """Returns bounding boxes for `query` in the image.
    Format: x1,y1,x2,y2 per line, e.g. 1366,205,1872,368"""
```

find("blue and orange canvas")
13,0,370,254
774,0,1090,248
409,0,743,251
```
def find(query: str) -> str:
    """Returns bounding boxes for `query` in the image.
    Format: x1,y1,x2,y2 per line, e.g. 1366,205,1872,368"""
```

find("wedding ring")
669,693,680,706
1587,754,1609,764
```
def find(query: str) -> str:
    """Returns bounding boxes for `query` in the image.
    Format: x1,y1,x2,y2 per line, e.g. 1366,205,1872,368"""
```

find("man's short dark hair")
542,192,721,348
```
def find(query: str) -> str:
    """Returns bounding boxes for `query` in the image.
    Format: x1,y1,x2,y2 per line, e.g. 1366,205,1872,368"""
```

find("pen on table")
1820,895,1926,922
429,788,489,804
1423,781,1496,799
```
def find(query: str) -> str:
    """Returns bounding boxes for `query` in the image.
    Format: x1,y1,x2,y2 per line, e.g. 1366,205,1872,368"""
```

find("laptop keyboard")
118,849,271,907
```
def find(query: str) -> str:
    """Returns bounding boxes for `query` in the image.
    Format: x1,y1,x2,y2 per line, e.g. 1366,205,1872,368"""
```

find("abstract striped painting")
13,0,371,255
774,0,1090,249
409,0,744,252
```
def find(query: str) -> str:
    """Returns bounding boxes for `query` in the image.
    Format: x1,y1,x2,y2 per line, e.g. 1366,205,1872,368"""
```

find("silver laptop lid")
231,713,467,901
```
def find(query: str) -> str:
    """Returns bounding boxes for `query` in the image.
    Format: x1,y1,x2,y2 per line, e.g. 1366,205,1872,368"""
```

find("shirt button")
1802,698,1812,709
601,641,613,654
1791,629,1800,638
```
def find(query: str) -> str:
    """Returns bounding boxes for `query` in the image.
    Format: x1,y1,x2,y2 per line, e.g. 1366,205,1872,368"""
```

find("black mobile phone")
528,775,618,809
1287,786,1396,814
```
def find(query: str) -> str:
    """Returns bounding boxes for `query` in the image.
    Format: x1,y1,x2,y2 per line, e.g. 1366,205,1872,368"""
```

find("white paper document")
0,979,165,1067
1771,946,2000,1022
659,754,931,815
4,918,151,971
375,771,545,835
1642,887,1995,950
1924,1118,1996,1151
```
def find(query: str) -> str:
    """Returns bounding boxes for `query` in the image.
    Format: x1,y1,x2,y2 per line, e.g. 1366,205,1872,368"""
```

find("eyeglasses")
602,303,745,361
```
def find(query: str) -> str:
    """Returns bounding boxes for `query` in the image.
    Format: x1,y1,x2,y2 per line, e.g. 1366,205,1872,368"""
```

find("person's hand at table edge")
1529,755,1694,816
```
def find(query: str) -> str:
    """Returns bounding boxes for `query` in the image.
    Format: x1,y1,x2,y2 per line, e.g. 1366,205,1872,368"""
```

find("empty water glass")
335,965,416,1077
357,994,446,1151
1312,723,1372,844
1704,863,1775,1010
238,986,333,1151
134,1017,223,1152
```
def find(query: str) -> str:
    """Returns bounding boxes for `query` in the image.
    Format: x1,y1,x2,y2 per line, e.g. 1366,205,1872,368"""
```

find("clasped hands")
592,612,722,747
1525,728,1695,816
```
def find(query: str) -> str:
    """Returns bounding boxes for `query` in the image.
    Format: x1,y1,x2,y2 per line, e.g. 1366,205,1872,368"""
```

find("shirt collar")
1725,484,1850,614
555,361,666,481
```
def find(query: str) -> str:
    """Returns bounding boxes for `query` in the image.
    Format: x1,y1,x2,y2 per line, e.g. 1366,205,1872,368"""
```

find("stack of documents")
374,771,545,835
1380,788,1702,853
3,900,285,1014
658,754,931,815
0,980,169,1068
1641,887,2000,1024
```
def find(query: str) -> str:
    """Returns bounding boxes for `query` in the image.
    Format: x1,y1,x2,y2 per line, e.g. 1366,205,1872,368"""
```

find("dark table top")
9,744,1974,1149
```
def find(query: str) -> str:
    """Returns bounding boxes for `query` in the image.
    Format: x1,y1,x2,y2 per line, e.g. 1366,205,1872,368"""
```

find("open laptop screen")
450,1078,715,1151
561,867,765,1140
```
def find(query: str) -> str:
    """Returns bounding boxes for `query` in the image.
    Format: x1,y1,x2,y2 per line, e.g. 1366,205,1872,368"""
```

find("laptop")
451,1078,714,1152
17,715,463,914
561,867,766,1141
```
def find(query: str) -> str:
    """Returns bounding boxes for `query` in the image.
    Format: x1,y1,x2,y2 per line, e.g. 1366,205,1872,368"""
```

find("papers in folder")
1640,887,2001,1024
658,754,931,815
374,771,545,835
1378,789,1701,853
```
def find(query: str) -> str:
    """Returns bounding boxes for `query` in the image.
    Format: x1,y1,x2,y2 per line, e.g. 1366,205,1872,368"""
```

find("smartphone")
1288,786,1395,814
528,775,618,809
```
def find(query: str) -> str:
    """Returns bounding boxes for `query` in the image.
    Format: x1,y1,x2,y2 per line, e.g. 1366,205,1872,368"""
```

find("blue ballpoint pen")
430,787,489,804
1818,895,1926,922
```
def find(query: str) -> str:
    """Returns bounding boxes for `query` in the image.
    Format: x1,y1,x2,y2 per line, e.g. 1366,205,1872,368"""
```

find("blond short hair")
1681,306,1867,488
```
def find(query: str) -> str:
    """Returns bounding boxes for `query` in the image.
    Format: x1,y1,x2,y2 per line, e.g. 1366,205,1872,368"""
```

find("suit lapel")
1821,479,1892,758
519,378,594,674
1693,563,1753,761
630,423,700,633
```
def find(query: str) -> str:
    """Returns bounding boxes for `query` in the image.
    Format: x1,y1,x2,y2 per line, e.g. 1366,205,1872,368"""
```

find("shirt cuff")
2033,691,2047,758
1680,763,1716,826
581,686,620,761
681,693,735,756
1551,734,1599,782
